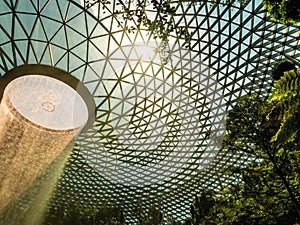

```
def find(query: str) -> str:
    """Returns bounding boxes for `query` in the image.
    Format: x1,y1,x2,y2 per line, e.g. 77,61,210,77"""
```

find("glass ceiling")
0,0,299,222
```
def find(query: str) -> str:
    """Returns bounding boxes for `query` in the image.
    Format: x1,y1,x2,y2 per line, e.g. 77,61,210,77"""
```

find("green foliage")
133,205,164,225
223,94,277,159
262,0,300,24
187,159,300,224
85,0,299,49
190,190,217,225
209,0,248,6
270,60,296,81
268,68,300,143
112,0,190,44
44,205,125,225
84,0,245,47
189,80,300,224
115,0,172,38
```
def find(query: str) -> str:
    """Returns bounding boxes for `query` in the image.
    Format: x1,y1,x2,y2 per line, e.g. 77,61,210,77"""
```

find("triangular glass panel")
69,53,85,72
40,46,52,65
65,26,86,49
0,44,14,68
2,44,14,67
27,45,38,64
0,1,12,14
13,16,29,39
85,14,98,36
50,44,67,66
51,28,68,49
0,26,10,44
1,14,12,37
67,2,84,21
42,0,63,20
40,17,62,40
14,40,28,61
15,14,36,38
67,12,87,37
15,1,36,13
39,0,53,13
31,40,47,62
54,52,68,72
31,18,48,42
87,60,105,77
71,43,87,62
84,65,102,83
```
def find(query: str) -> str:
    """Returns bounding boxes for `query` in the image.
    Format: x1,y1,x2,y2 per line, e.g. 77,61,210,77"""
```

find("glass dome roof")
0,0,299,222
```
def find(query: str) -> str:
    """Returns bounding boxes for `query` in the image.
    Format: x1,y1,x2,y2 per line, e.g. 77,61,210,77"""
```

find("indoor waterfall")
0,75,88,224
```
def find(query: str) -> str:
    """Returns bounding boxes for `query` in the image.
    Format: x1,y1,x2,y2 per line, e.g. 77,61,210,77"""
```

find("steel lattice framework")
0,0,299,222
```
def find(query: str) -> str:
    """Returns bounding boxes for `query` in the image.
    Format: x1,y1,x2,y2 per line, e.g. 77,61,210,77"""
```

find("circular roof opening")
4,75,88,131
0,64,96,132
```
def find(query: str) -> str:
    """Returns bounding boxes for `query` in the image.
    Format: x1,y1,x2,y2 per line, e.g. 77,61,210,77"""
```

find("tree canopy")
44,205,125,225
182,67,300,225
85,0,300,47
262,0,300,24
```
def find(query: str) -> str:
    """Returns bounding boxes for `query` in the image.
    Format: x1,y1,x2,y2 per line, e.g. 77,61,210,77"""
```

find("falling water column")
0,75,89,212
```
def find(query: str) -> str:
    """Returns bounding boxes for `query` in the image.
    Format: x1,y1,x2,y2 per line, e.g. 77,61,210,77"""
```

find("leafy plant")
185,86,300,224
268,68,300,143
262,0,300,24
44,205,125,225
270,60,296,81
